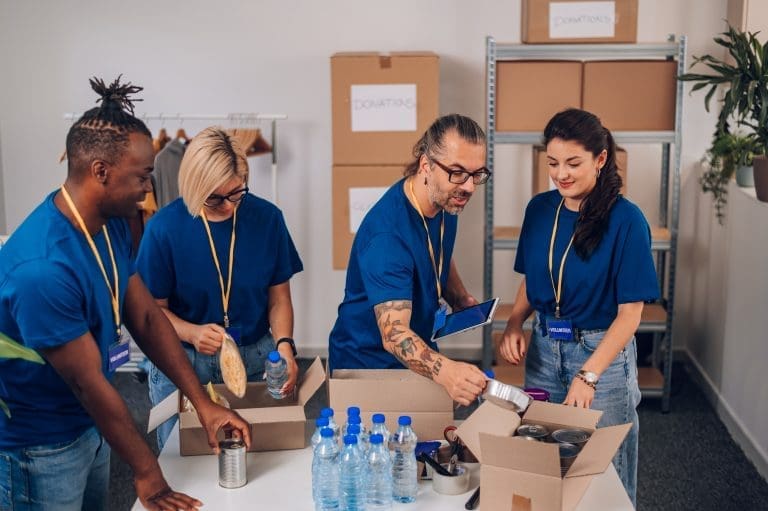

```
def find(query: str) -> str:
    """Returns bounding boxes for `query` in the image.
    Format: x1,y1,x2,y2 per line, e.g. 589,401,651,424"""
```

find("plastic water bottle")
391,415,418,503
312,417,330,448
370,413,390,447
339,434,365,511
348,415,369,453
321,407,341,440
343,406,360,436
366,434,393,511
312,428,340,511
265,350,287,399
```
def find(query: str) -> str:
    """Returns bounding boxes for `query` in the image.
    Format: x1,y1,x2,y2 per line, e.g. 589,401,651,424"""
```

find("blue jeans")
525,316,641,506
0,427,110,511
148,334,274,451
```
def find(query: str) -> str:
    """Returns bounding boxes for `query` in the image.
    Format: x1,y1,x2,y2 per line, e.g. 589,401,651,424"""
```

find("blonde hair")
178,126,249,217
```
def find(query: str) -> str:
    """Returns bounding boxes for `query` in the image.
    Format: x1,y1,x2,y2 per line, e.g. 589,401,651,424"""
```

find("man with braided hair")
0,76,250,511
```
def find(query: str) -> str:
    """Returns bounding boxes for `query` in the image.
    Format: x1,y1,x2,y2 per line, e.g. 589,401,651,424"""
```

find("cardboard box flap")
237,405,305,424
524,400,602,430
298,357,325,406
330,369,452,411
566,423,632,478
480,433,562,478
455,401,520,463
148,390,180,433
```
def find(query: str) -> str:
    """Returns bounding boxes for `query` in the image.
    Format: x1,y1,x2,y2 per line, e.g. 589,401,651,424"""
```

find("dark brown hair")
403,114,486,177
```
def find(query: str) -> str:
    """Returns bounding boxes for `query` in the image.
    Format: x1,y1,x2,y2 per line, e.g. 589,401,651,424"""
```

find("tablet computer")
432,297,500,340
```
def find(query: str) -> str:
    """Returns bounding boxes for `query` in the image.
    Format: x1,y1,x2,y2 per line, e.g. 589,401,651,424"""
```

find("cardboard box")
533,145,628,196
328,368,454,442
332,164,404,269
148,357,325,456
456,400,630,511
331,52,439,165
582,60,678,131
522,0,638,43
496,61,582,131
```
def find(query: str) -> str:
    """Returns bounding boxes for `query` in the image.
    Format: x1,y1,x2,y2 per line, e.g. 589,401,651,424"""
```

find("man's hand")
190,323,226,355
195,401,252,453
277,342,299,396
499,324,528,365
434,359,487,406
135,469,202,511
452,294,479,312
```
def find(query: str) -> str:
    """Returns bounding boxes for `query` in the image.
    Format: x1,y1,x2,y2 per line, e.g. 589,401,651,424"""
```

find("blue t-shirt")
515,191,659,329
136,194,303,345
0,192,135,448
328,178,458,371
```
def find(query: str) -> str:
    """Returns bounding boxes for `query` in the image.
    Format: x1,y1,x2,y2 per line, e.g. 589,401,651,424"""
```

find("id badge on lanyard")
226,325,243,345
108,329,130,372
432,298,449,338
546,317,575,341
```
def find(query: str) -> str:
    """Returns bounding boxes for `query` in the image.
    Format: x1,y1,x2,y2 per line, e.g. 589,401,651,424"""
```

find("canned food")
516,423,549,441
218,439,247,488
551,428,591,450
558,442,580,477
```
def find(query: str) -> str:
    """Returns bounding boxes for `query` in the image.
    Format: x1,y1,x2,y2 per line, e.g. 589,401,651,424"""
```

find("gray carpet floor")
110,360,768,510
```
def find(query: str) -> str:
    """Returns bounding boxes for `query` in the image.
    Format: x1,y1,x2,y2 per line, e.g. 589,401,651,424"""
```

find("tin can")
558,442,580,477
516,423,549,441
218,439,247,488
551,428,591,450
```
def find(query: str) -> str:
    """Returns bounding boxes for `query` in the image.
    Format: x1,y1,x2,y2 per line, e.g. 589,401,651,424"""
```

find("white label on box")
549,1,616,38
350,84,417,132
349,187,388,233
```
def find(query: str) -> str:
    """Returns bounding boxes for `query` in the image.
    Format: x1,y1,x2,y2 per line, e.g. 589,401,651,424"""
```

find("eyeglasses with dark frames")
204,186,249,207
430,158,492,185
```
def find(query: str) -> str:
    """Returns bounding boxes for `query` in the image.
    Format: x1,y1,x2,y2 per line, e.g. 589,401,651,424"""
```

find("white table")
133,427,634,510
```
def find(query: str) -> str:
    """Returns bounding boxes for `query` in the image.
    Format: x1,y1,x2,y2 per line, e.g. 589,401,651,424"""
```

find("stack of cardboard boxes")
330,51,439,269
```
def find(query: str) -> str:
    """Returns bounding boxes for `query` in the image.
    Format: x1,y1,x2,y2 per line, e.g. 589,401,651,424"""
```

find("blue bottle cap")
347,406,360,416
398,415,412,426
372,413,385,424
369,434,384,444
320,407,334,418
343,434,358,445
484,369,496,379
349,415,361,425
348,424,360,435
268,350,281,363
321,427,334,438
316,417,329,427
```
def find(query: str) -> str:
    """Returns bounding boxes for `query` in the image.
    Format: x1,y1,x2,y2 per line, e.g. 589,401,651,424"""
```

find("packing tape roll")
431,464,471,495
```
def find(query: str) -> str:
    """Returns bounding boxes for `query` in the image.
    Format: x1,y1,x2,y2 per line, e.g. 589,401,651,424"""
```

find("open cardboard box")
328,368,453,442
456,400,630,511
147,357,325,456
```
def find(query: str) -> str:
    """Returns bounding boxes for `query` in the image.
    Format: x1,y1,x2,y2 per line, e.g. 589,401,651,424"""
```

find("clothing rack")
63,113,287,204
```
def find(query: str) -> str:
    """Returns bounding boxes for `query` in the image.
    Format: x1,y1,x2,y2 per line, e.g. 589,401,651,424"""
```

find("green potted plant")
0,331,45,417
680,24,768,215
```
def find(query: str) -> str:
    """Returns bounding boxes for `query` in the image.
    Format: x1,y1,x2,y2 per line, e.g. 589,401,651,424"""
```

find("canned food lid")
552,428,591,444
558,442,580,458
219,438,245,450
517,424,548,436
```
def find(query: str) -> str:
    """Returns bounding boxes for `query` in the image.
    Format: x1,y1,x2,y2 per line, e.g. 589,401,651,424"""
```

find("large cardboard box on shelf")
533,145,628,196
331,51,439,165
582,60,678,131
522,0,638,44
147,358,325,456
496,61,582,131
456,400,630,511
332,164,404,270
328,368,454,442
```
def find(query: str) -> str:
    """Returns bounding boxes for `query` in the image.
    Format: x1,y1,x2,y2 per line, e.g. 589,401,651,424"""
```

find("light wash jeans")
148,334,274,451
0,426,110,511
526,315,641,506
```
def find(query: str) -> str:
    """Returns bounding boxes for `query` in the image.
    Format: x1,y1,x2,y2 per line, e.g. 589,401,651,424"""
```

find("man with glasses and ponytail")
329,114,491,406
0,77,251,511
136,126,303,450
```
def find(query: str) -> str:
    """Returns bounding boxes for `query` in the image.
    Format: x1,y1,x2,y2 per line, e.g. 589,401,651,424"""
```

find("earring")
596,167,602,179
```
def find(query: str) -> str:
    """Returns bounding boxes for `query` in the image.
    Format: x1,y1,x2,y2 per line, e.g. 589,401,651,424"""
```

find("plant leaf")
0,331,44,364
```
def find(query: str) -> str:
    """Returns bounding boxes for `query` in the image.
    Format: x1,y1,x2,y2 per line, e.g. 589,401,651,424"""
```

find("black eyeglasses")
430,158,491,185
204,187,249,207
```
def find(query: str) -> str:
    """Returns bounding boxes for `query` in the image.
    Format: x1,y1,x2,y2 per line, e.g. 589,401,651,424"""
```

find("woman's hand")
189,323,226,355
563,377,595,408
277,342,299,396
499,323,528,365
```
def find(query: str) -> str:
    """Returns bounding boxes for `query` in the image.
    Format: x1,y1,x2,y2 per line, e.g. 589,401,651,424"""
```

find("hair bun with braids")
89,74,143,116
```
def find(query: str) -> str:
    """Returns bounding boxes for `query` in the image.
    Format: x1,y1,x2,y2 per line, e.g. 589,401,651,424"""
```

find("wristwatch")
275,337,297,357
576,369,599,389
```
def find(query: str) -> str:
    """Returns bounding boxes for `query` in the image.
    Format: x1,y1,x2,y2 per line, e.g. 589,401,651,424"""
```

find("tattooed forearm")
374,300,444,381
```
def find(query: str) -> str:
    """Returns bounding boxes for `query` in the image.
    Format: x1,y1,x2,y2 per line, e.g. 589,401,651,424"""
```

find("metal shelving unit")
482,36,686,412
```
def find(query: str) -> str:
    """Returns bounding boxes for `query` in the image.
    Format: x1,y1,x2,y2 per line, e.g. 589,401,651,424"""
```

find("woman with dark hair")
499,108,658,505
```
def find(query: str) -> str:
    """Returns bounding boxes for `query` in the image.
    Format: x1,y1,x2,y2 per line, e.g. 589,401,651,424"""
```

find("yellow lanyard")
548,198,575,319
200,206,238,328
60,186,121,340
408,178,445,298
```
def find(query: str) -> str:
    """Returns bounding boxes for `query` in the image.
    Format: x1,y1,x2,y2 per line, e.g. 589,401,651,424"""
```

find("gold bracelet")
574,372,597,389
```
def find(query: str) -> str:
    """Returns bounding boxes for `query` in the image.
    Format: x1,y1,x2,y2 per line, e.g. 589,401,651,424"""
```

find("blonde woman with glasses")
137,127,303,450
